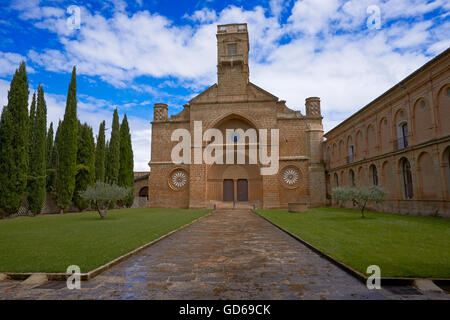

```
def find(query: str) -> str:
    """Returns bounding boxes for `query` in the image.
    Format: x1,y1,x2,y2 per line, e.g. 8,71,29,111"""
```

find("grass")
257,207,450,278
0,208,210,273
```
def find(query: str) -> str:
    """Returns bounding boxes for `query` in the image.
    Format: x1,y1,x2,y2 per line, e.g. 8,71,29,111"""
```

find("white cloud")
288,0,340,35
6,0,449,163
0,79,9,108
0,51,34,77
184,8,217,23
390,21,432,48
10,0,64,20
269,0,286,18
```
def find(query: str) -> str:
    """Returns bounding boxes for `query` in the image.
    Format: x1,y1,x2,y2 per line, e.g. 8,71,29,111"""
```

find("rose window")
169,169,188,190
280,166,300,188
283,168,299,185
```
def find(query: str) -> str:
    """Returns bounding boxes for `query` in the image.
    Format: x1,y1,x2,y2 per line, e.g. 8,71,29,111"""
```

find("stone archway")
206,114,263,206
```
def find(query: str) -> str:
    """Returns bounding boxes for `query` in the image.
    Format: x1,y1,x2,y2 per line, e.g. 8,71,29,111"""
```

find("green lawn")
257,207,450,278
0,208,210,273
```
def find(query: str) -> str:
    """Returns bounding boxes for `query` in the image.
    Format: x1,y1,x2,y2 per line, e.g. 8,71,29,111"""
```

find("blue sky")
1,0,449,170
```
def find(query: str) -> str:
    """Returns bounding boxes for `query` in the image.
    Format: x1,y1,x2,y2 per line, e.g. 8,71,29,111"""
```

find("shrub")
79,181,132,219
332,186,387,218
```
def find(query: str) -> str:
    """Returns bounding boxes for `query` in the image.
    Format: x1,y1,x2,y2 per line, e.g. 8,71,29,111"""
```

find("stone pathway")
0,209,448,300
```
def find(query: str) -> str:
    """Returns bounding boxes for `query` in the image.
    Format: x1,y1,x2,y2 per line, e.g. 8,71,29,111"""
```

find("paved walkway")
0,209,448,300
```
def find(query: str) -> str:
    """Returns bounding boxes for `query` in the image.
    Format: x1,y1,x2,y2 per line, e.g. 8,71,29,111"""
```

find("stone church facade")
147,23,450,216
148,23,325,209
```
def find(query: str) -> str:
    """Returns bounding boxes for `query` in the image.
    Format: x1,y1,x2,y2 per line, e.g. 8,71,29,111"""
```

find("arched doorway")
139,187,148,200
206,114,262,205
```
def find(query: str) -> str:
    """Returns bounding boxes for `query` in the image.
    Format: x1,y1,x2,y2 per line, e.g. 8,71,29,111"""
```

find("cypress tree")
46,122,54,192
56,66,78,212
118,114,134,207
0,62,30,216
27,92,36,191
48,120,62,197
29,92,36,153
27,84,47,215
73,121,95,211
95,120,106,182
105,108,120,184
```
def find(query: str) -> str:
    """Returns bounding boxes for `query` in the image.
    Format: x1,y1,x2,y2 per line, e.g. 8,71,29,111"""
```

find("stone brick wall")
324,48,450,217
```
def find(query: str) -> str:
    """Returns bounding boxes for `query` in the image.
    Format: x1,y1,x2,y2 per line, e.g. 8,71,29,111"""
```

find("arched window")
348,145,354,163
334,173,339,187
397,122,408,149
349,169,355,187
370,165,378,185
401,158,413,199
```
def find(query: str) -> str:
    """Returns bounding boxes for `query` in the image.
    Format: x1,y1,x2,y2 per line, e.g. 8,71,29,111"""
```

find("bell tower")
216,23,249,96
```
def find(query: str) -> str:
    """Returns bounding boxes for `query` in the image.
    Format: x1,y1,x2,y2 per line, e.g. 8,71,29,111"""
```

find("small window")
227,43,237,55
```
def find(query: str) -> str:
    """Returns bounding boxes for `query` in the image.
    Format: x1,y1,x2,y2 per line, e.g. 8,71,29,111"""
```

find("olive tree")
79,181,132,219
332,186,387,218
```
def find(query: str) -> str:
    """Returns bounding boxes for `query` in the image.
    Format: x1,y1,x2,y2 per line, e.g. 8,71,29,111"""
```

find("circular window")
280,166,301,189
168,168,188,190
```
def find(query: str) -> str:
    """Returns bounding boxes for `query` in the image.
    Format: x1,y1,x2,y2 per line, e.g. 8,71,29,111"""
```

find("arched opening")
326,173,331,198
418,152,439,199
334,172,339,187
437,85,450,136
414,98,434,144
332,143,337,166
445,147,450,199
366,124,376,157
370,164,378,186
355,130,364,161
379,117,391,154
397,121,409,149
381,161,392,194
207,114,262,205
349,169,355,187
357,166,364,185
401,158,413,199
338,140,345,165
139,187,149,200
347,135,354,164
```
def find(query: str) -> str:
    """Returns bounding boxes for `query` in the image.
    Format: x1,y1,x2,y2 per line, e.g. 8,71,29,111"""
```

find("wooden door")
223,179,234,201
237,179,248,202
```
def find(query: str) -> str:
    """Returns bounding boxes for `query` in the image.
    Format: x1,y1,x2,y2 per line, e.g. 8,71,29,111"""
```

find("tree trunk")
361,201,367,218
99,209,107,219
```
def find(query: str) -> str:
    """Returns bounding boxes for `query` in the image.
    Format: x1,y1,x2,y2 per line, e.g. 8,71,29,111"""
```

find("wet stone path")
0,209,448,300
